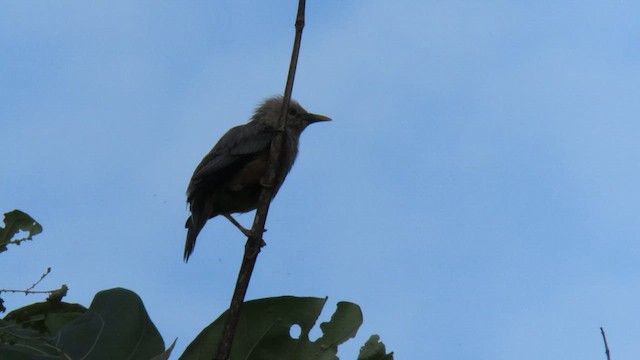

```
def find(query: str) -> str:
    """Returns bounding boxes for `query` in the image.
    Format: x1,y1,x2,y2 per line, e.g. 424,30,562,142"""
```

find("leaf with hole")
0,210,43,253
180,296,363,360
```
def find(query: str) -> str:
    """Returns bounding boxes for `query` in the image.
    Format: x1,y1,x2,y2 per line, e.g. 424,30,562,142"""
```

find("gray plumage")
184,96,331,261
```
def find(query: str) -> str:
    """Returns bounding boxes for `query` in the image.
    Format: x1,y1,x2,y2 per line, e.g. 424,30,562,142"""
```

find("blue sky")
3,1,640,358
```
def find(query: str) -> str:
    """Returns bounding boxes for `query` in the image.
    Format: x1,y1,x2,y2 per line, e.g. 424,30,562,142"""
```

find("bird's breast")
227,153,270,191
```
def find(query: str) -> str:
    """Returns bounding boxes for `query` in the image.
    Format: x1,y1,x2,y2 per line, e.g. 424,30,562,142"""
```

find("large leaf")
53,288,165,360
0,210,43,253
0,319,63,359
180,296,363,360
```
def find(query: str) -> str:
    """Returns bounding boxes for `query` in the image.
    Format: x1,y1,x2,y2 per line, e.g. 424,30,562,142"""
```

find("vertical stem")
213,1,306,359
600,327,611,360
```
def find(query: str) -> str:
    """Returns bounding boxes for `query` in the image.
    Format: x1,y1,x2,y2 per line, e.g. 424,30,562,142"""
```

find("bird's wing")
187,122,275,198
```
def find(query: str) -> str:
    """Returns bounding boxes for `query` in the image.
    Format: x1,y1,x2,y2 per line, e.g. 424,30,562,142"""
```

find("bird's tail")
184,214,206,262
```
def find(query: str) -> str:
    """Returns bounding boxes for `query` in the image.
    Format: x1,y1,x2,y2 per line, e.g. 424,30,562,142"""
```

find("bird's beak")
306,113,332,123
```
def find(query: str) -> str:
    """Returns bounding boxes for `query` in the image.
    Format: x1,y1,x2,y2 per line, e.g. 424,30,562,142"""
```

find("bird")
184,96,331,261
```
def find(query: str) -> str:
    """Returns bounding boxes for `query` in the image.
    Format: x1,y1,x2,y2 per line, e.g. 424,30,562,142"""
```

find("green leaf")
0,319,64,359
180,296,363,360
45,312,86,335
0,210,43,253
54,288,165,360
4,301,87,335
357,335,394,360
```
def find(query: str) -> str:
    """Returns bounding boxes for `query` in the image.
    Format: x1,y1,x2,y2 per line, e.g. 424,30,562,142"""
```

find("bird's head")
252,96,331,132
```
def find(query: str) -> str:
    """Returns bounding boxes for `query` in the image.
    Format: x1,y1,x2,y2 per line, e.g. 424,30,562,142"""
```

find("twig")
0,284,68,303
26,267,51,291
0,288,55,295
0,267,52,295
213,1,307,359
600,327,611,360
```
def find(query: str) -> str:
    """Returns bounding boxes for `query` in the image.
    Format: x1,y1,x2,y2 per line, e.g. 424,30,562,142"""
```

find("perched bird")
184,96,331,261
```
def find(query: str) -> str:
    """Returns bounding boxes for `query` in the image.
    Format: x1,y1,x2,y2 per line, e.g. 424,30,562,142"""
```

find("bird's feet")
223,214,267,246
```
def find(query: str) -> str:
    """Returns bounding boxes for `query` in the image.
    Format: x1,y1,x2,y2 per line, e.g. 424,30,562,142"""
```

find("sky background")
2,1,640,359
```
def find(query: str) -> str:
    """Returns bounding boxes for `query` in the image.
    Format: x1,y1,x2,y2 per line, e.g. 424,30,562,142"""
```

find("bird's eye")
288,108,298,116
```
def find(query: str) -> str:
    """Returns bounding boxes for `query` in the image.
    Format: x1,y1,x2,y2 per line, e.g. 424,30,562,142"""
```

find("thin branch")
26,267,51,291
213,1,307,360
600,327,611,360
0,284,68,304
0,288,54,295
0,267,52,295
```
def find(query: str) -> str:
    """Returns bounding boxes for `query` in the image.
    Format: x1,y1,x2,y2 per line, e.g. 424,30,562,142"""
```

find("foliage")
181,296,365,360
4,300,87,335
0,210,43,254
2,291,392,360
56,288,165,359
1,288,166,360
1,210,393,359
0,318,62,360
357,335,394,360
